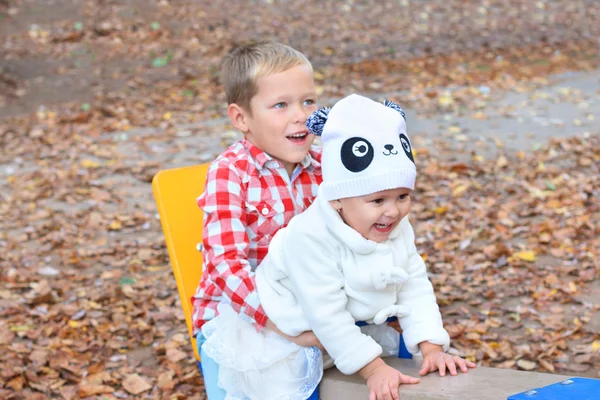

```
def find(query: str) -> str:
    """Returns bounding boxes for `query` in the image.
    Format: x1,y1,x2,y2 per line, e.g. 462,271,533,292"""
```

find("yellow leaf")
514,251,536,262
69,321,80,328
452,184,469,197
449,126,462,134
568,281,577,293
88,301,102,310
434,206,448,215
9,325,32,332
496,155,508,168
163,112,172,120
109,221,122,230
438,92,454,107
81,159,100,169
147,265,168,272
592,340,600,352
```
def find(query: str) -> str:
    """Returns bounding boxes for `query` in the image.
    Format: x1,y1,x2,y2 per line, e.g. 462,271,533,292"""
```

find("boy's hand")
359,357,419,400
265,319,324,351
288,330,324,351
418,342,476,377
387,319,403,334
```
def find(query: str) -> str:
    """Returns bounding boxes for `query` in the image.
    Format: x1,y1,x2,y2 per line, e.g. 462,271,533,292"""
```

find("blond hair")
220,41,312,112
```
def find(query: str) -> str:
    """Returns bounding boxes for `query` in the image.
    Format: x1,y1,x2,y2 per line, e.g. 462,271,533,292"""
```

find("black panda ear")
383,100,406,121
306,106,330,136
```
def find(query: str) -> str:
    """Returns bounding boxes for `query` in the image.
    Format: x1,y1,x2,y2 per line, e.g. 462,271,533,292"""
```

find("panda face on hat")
307,94,416,201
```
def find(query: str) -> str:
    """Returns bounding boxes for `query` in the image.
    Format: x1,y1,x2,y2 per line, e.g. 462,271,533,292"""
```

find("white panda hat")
307,94,416,201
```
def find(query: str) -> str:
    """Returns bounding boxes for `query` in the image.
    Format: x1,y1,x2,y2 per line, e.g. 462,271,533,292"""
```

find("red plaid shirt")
192,139,322,335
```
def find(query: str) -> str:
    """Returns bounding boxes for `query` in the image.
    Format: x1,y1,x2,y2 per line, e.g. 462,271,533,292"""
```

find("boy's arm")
281,233,382,375
198,161,267,328
395,217,450,354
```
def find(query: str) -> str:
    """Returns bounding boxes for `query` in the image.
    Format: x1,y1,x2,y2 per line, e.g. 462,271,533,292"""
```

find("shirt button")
261,207,269,215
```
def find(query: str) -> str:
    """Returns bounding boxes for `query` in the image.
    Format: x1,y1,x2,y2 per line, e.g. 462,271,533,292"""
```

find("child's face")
242,64,317,176
331,188,412,243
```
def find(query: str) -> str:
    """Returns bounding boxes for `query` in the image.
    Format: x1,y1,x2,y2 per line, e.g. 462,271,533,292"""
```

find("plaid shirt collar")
242,139,321,172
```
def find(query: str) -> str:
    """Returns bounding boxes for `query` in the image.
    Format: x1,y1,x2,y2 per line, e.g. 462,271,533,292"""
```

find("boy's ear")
228,103,250,134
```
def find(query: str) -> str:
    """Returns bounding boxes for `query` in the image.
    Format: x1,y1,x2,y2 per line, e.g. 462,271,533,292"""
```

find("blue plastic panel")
507,377,600,400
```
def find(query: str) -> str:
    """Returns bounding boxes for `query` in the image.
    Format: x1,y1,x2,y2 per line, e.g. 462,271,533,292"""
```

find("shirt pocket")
245,199,286,245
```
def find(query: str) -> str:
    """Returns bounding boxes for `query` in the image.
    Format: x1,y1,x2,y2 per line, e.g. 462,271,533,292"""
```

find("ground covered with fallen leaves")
1,1,599,399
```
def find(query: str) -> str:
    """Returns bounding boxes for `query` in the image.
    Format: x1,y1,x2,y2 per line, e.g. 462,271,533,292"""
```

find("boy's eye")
303,99,315,106
398,194,410,201
372,198,384,204
274,102,286,109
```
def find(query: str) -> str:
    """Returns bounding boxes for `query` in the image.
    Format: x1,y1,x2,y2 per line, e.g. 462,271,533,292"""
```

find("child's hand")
359,357,419,400
419,342,476,376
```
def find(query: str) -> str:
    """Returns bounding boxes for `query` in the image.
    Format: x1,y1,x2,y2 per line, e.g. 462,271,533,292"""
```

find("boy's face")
237,64,317,176
331,188,412,243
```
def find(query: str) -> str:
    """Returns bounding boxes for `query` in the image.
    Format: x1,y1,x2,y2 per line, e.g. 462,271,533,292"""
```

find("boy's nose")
295,105,312,123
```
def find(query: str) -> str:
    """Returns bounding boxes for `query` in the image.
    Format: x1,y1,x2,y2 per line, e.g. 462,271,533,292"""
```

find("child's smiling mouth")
373,222,393,233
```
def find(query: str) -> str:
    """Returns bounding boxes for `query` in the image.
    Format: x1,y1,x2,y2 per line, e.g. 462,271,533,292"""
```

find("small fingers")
454,356,469,373
446,358,458,376
419,359,430,376
381,382,393,400
437,358,447,377
400,374,420,384
389,381,399,400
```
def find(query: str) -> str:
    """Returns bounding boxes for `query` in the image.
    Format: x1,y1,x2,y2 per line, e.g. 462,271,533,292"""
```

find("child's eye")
372,198,384,204
274,102,286,109
303,99,315,106
398,194,409,201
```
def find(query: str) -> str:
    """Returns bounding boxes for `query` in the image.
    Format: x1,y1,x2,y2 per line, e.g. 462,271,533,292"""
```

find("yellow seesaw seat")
152,163,210,361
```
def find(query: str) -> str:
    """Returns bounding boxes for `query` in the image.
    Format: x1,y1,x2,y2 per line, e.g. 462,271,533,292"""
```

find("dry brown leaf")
122,373,152,395
77,382,115,397
166,347,187,363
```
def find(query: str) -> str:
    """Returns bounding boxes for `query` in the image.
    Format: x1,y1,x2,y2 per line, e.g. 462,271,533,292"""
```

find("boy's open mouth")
373,223,393,233
286,132,308,143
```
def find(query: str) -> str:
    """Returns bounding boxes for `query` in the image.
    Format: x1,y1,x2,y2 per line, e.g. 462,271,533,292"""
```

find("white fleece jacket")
255,187,450,375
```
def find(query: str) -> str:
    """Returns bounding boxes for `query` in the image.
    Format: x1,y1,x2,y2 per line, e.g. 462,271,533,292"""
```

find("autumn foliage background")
1,1,599,399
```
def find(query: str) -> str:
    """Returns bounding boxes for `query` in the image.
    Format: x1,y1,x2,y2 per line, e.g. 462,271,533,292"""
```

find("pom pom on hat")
306,106,330,136
383,99,406,121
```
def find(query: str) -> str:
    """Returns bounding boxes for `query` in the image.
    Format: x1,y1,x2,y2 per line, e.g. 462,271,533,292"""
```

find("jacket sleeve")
396,217,450,355
282,232,382,375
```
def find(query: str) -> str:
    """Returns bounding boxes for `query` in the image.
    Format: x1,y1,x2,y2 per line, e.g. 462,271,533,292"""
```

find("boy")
191,41,323,398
